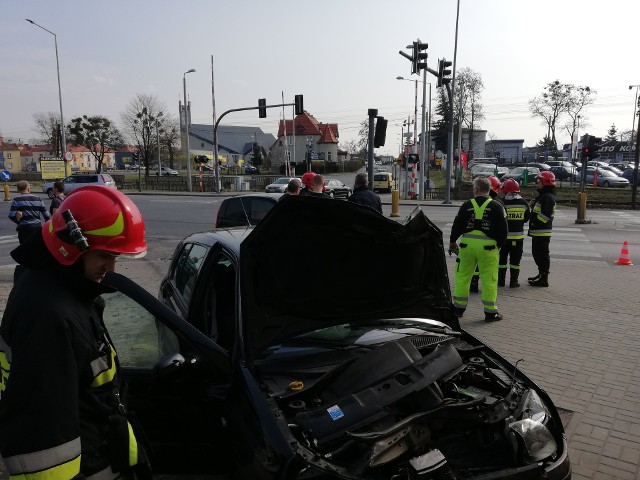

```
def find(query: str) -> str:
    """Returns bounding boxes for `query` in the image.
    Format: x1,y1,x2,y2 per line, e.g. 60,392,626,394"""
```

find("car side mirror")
153,353,195,377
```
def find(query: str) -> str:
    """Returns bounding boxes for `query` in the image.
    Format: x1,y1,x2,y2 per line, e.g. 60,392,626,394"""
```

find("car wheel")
603,181,610,187
47,188,54,199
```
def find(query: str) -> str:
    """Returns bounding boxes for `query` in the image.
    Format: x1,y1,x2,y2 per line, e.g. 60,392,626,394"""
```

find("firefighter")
499,178,531,287
469,175,502,293
0,186,151,480
528,170,557,287
450,176,508,322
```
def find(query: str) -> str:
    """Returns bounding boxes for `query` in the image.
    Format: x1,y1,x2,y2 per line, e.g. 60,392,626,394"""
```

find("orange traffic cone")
616,241,633,266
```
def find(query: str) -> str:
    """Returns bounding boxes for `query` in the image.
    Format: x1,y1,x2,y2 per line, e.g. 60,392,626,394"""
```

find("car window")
173,243,209,305
201,256,236,350
64,176,77,184
250,198,275,223
102,290,179,368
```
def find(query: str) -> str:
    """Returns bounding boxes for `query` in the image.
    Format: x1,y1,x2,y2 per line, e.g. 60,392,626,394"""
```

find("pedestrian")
348,172,382,214
49,180,65,215
309,173,330,197
449,176,508,322
528,171,556,287
0,186,152,480
499,178,531,288
469,175,502,293
279,178,302,201
299,171,316,196
8,180,51,244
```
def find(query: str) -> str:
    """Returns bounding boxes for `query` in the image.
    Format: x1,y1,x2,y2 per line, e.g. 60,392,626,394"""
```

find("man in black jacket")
0,186,151,480
348,173,382,214
528,171,557,287
450,176,508,322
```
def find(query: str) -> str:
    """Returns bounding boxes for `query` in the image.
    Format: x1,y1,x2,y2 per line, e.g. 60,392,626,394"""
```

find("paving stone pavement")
1,227,639,479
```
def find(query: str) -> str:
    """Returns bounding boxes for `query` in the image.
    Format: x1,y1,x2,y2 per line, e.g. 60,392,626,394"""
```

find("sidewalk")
1,213,639,479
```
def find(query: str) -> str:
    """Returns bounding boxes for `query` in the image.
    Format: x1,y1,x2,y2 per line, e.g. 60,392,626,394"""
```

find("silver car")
42,173,117,198
265,177,298,193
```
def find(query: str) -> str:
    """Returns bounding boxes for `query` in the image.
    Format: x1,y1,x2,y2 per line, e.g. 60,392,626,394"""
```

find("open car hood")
241,195,457,357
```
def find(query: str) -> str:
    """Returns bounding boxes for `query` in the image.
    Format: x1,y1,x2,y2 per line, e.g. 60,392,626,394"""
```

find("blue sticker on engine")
327,405,344,421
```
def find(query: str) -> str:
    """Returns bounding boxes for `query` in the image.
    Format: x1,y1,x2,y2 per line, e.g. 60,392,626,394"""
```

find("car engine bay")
256,333,562,479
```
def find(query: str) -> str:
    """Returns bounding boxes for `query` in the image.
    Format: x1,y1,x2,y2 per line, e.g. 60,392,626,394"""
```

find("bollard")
3,182,10,201
390,189,400,217
575,191,591,224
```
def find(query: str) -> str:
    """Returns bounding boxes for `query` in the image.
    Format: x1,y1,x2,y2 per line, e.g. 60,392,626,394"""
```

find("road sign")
0,170,12,181
65,152,73,162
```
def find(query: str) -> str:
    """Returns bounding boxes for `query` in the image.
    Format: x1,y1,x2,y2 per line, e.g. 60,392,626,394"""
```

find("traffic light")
294,94,304,115
132,152,138,164
412,40,428,74
373,116,387,148
437,58,452,88
258,98,267,118
587,136,602,160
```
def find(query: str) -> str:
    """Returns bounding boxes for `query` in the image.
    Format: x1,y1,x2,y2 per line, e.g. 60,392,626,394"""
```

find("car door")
101,271,232,476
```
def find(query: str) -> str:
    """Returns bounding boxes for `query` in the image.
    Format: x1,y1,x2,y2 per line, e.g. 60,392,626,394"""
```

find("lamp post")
156,112,163,175
629,85,639,163
183,68,196,192
306,136,313,171
26,18,68,177
630,85,640,209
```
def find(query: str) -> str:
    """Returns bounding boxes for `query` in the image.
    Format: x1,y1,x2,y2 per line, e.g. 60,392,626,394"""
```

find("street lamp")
183,68,196,192
26,18,68,177
156,112,163,175
629,85,640,163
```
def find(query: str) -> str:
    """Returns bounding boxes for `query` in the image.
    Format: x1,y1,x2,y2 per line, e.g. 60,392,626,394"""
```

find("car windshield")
510,168,525,174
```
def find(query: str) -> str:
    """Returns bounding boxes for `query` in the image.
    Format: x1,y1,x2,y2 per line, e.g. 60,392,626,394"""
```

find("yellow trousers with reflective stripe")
453,238,500,314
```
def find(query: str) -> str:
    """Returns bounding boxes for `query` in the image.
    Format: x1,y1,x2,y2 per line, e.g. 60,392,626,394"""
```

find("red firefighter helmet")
501,178,520,194
537,170,556,187
488,176,502,193
301,172,316,188
42,186,147,266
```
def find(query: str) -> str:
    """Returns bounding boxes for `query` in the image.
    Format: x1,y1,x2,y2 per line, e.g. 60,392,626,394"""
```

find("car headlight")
509,390,557,462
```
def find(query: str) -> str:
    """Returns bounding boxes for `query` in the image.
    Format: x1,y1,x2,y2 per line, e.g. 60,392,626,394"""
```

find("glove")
448,242,459,256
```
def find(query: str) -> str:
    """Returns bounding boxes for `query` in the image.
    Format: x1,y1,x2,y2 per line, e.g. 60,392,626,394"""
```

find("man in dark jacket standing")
528,171,557,287
0,186,151,480
348,172,382,214
8,180,50,244
450,176,508,322
499,178,531,288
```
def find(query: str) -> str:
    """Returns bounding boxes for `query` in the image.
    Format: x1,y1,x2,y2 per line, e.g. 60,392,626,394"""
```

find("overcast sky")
2,0,639,157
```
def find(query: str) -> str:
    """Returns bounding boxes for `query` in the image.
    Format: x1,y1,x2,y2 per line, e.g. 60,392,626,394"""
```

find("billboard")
40,159,66,180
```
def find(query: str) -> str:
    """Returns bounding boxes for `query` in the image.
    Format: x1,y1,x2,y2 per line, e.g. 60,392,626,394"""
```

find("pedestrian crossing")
442,210,607,265
0,235,18,246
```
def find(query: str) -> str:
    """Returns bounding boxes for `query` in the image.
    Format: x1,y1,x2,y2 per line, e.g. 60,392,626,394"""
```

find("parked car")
215,194,281,228
546,160,575,169
584,168,630,188
98,196,570,478
373,171,394,193
550,165,577,182
622,167,640,185
42,173,117,198
244,165,258,174
324,179,351,198
265,177,298,193
470,165,510,179
155,167,179,176
468,163,494,174
527,162,551,171
501,166,541,185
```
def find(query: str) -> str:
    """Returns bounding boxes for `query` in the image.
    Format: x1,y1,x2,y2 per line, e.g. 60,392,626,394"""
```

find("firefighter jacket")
528,187,556,237
503,193,531,240
450,195,508,248
0,237,149,480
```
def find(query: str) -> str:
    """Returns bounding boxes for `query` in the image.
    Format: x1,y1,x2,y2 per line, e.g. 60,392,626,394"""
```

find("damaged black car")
102,195,571,479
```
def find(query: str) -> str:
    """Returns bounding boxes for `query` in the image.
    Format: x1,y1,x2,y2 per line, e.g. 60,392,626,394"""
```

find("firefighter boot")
527,271,541,282
528,271,549,287
509,270,520,288
498,269,506,287
469,275,479,293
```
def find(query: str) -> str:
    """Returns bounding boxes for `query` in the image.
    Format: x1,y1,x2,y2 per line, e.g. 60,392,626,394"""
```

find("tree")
431,88,450,153
33,112,65,156
120,94,169,175
68,116,124,173
356,119,369,157
158,117,180,169
605,124,619,142
530,81,595,157
453,68,484,157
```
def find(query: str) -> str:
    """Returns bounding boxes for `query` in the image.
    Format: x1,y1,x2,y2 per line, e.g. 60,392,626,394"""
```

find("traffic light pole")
419,68,427,200
632,104,640,209
367,109,377,191
213,100,300,192
444,82,454,204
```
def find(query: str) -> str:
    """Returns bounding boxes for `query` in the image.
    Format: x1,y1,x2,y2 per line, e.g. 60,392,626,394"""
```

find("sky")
2,0,640,158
